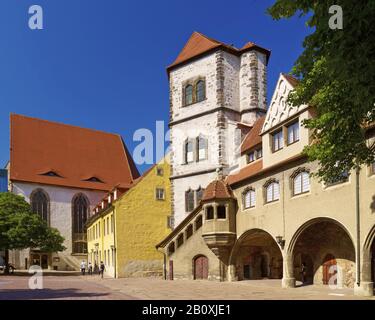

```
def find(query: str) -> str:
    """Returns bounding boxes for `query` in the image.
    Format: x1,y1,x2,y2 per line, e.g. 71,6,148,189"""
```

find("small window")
197,135,208,161
168,242,175,255
217,206,226,219
196,187,205,205
196,80,206,102
185,84,193,105
186,224,193,239
156,188,165,200
243,188,256,209
185,139,194,163
84,177,103,183
195,215,203,230
185,189,195,212
247,151,255,163
206,206,214,220
167,216,174,229
177,234,184,248
272,130,284,152
287,121,300,145
293,171,310,195
156,167,164,176
265,181,280,203
256,148,263,159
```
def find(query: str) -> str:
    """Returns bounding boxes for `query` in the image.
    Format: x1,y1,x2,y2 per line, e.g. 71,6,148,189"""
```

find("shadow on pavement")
0,288,110,300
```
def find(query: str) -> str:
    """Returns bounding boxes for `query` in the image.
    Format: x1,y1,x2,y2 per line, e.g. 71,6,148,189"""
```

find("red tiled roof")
10,114,140,191
226,160,263,186
240,116,265,154
167,32,271,71
202,179,234,201
282,73,299,87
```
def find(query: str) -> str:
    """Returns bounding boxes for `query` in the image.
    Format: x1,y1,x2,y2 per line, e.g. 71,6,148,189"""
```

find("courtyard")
0,272,373,300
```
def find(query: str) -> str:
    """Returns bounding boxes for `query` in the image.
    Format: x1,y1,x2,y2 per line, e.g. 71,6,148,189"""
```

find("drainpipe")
356,166,361,287
113,207,117,279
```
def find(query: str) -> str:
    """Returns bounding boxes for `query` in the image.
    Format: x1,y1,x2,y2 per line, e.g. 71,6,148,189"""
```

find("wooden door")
322,254,337,285
194,256,208,280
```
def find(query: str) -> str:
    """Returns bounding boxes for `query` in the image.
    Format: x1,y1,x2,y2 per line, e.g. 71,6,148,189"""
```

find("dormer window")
40,171,61,178
84,177,104,183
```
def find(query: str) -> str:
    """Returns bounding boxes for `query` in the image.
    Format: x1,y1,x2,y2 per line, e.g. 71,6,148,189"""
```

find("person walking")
99,261,105,279
80,260,87,276
88,262,93,275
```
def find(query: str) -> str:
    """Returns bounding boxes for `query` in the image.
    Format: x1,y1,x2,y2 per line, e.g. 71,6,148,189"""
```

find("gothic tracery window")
72,193,89,254
31,189,50,224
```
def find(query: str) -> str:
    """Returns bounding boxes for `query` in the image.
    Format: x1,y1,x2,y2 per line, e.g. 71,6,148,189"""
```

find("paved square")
0,273,373,300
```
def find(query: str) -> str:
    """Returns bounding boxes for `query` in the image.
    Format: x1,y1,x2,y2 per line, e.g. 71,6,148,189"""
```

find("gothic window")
30,189,50,224
72,193,89,254
264,180,280,203
197,135,208,161
196,80,206,102
185,189,195,212
184,84,193,106
243,188,256,209
292,170,310,195
185,139,194,164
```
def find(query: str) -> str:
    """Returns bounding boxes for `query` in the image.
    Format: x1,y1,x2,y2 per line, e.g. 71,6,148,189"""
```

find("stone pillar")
354,251,374,296
227,264,237,282
282,253,296,288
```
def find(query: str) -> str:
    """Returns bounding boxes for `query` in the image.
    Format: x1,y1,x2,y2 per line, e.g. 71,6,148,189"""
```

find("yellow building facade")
87,155,172,278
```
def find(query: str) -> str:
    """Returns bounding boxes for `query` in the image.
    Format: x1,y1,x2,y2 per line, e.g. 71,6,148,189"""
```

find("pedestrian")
99,261,105,279
80,260,86,276
301,262,307,284
88,262,93,275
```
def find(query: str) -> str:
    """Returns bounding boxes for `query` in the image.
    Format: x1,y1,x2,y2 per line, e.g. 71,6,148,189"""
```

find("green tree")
0,192,65,273
268,0,375,182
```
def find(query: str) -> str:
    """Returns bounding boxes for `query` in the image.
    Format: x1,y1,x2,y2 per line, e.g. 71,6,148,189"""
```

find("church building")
8,114,139,270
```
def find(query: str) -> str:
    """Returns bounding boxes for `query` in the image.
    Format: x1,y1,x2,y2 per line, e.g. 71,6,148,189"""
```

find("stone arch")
228,228,283,281
361,225,375,294
288,217,355,287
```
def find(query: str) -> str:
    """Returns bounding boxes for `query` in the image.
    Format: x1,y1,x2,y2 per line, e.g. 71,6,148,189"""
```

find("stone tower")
168,32,270,226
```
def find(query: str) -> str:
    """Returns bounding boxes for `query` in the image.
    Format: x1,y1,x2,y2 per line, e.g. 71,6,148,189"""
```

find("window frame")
291,169,310,196
264,180,280,204
286,120,300,145
243,187,256,209
156,187,165,201
271,129,284,152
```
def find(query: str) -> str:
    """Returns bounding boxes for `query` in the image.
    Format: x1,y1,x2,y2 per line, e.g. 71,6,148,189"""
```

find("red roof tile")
202,179,234,201
10,114,140,191
240,116,265,154
167,32,271,71
226,160,263,186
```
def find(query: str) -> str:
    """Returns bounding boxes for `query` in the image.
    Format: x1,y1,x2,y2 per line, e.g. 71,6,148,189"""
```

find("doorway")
194,255,208,280
322,254,337,285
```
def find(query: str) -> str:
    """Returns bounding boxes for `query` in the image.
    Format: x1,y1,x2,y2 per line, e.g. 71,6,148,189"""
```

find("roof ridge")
10,113,121,138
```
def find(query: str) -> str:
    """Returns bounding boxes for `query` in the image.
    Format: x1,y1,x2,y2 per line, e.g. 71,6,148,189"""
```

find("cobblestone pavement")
1,272,374,300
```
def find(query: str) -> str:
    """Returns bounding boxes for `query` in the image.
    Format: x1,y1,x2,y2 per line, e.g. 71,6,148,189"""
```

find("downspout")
356,166,361,287
113,207,117,279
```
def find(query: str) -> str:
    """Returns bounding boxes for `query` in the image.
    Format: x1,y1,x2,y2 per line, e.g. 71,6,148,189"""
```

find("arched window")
30,189,50,224
185,189,195,212
243,188,256,209
184,84,193,105
72,194,89,254
196,80,206,102
197,135,208,161
265,180,280,203
185,139,194,164
292,170,310,195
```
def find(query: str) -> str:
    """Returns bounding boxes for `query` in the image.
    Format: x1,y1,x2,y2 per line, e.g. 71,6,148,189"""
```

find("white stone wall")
11,182,105,270
222,52,240,112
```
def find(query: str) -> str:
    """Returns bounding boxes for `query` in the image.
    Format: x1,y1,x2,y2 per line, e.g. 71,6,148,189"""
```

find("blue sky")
0,0,310,173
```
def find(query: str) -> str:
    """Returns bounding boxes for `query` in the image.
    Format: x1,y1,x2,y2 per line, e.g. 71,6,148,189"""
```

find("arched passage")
229,229,283,281
360,225,375,295
288,218,355,287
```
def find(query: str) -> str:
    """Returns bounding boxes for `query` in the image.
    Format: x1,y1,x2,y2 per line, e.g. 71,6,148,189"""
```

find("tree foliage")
268,0,375,181
0,192,65,254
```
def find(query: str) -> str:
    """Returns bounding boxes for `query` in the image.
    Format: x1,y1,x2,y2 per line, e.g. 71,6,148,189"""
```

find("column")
282,252,296,288
355,250,374,296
